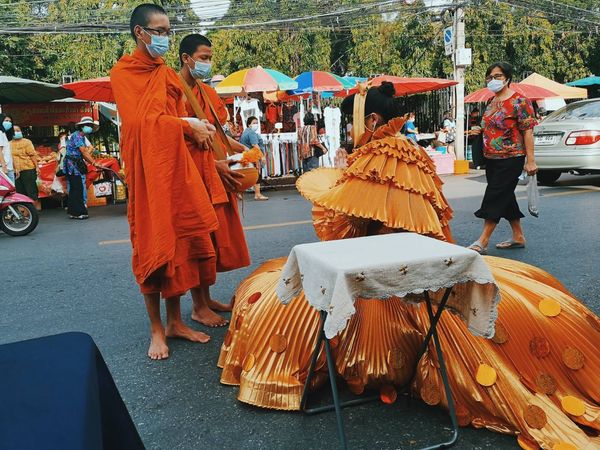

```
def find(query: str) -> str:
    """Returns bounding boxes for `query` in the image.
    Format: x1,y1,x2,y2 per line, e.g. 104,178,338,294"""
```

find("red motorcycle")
0,171,39,236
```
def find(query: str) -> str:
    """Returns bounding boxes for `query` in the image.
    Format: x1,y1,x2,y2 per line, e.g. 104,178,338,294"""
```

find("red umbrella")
370,75,458,96
465,83,558,103
63,77,114,103
339,75,458,97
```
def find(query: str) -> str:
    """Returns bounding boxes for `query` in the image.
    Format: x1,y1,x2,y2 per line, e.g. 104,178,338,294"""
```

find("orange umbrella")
63,77,114,103
465,83,558,103
339,75,458,97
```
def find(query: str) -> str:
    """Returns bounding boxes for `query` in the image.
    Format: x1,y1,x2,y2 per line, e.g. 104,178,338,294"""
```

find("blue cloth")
405,120,417,141
0,332,144,450
240,128,265,152
65,132,87,176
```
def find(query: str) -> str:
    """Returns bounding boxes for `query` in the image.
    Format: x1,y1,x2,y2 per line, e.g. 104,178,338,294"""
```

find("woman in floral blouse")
469,62,538,254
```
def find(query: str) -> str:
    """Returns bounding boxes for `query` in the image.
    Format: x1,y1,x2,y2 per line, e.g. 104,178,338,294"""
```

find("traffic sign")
444,26,454,56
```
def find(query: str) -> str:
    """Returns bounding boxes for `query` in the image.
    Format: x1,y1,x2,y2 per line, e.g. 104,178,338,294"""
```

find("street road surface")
1,172,599,450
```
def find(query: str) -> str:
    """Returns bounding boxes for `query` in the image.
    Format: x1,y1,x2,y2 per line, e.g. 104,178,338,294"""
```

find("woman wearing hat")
214,82,600,449
64,116,102,219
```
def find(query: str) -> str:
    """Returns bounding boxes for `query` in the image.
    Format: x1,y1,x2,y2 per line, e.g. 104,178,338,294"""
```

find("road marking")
98,220,313,245
99,188,597,245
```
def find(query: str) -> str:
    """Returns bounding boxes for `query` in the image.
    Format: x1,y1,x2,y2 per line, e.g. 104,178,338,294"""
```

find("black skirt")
474,156,525,223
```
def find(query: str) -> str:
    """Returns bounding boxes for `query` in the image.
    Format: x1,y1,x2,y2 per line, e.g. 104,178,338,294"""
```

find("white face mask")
487,79,506,93
250,123,259,132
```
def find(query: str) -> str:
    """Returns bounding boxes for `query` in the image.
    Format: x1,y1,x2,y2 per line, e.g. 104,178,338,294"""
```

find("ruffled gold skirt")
218,256,600,449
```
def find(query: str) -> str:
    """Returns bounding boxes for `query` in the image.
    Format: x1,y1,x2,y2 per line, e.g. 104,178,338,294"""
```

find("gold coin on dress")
553,442,579,450
223,330,232,347
235,315,243,330
561,396,586,416
346,377,364,395
380,385,397,404
269,334,287,354
476,364,497,387
387,348,406,370
455,404,472,427
242,354,256,372
523,404,547,429
562,347,585,370
539,298,561,317
535,373,557,395
491,323,509,344
420,379,441,405
529,336,550,358
247,292,262,304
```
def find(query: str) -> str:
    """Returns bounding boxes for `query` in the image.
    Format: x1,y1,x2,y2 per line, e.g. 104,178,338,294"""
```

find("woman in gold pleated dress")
218,82,600,450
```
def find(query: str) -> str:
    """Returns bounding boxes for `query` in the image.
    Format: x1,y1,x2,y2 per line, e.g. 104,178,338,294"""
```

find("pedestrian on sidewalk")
10,125,41,210
239,116,268,200
64,116,103,219
469,62,538,255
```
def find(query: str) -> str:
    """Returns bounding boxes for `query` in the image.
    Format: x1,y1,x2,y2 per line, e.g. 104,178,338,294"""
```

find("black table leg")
300,289,459,450
419,290,459,449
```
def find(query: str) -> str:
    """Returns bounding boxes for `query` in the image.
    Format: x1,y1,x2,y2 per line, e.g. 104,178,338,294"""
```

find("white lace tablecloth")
276,233,500,339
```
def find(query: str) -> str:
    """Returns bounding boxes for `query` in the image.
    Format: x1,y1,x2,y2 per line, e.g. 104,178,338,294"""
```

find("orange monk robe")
184,82,251,273
110,49,218,298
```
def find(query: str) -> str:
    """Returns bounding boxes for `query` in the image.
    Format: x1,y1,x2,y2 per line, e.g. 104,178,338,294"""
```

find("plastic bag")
527,174,539,217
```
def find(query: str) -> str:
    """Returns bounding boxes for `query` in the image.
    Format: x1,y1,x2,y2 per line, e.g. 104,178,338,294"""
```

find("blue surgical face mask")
487,79,506,93
189,58,212,79
2,121,12,131
143,29,169,58
82,126,93,135
14,131,23,139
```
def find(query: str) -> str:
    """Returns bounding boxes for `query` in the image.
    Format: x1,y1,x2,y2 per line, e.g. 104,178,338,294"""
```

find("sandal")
496,240,525,249
254,195,269,201
468,241,488,255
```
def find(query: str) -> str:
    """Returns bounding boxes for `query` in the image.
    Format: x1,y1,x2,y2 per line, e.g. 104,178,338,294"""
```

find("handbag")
93,171,113,198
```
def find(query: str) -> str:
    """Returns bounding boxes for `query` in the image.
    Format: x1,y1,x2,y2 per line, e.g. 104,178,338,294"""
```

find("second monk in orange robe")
177,33,251,326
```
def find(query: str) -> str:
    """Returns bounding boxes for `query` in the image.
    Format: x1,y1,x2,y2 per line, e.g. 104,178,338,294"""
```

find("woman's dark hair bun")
378,81,396,98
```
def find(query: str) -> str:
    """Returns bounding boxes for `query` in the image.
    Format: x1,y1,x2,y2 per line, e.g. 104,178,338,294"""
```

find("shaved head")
130,3,167,40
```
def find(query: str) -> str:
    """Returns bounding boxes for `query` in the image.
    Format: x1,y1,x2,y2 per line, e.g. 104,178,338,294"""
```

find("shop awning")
0,76,73,104
567,75,600,87
522,73,587,99
63,77,114,103
465,83,558,103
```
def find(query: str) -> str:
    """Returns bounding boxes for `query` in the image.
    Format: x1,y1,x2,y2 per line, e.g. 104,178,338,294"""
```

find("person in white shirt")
0,114,15,183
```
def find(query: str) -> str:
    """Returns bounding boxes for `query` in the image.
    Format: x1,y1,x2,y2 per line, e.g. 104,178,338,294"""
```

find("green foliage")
0,0,597,90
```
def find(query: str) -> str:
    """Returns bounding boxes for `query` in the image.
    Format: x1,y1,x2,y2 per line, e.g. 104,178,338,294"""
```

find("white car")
534,98,600,184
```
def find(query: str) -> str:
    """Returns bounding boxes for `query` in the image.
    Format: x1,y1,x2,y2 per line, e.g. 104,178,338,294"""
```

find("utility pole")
453,3,466,161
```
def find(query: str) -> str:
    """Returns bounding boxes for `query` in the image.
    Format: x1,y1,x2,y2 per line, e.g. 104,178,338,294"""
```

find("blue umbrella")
566,75,600,87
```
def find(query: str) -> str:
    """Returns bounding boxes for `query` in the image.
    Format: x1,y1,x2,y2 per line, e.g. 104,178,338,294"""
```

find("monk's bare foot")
166,321,211,343
148,328,169,360
191,306,229,328
208,298,233,312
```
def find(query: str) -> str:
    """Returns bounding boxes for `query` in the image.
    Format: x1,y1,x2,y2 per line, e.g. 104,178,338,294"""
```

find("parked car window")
545,100,600,121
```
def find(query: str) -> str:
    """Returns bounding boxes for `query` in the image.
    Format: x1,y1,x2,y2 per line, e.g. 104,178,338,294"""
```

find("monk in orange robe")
110,4,219,360
177,34,251,326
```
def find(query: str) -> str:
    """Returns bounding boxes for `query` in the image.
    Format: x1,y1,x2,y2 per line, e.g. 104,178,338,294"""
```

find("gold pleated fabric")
217,121,600,449
218,256,600,449
297,119,453,242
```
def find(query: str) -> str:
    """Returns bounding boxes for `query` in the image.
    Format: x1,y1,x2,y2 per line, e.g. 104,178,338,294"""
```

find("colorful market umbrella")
0,76,73,104
63,77,114,103
290,71,349,95
566,75,600,88
216,66,297,95
464,83,558,103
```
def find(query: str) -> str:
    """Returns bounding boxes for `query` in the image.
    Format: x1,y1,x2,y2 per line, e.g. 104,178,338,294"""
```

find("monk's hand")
216,159,243,191
189,119,216,150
